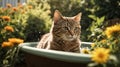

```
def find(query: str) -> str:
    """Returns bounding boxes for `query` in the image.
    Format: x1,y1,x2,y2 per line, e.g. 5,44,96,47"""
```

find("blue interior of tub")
19,42,92,63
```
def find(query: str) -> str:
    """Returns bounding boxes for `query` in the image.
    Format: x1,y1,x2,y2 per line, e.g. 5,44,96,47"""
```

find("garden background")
0,0,120,67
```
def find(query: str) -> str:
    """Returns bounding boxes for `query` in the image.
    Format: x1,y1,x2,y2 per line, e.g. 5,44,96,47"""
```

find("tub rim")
19,42,92,63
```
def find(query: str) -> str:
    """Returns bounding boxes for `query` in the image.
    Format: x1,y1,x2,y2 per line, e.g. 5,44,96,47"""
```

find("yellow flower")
81,48,90,54
21,10,26,14
6,3,12,8
105,24,120,38
8,38,24,44
18,3,24,9
91,43,95,48
9,11,14,14
28,5,33,9
2,8,7,12
12,7,18,11
91,48,110,64
2,16,11,21
4,26,14,32
2,42,13,48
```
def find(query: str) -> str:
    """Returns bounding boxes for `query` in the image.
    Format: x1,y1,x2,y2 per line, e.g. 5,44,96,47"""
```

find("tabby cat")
37,10,82,53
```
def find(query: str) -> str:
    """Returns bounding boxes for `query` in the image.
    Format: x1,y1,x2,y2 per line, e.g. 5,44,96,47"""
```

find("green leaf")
109,55,118,63
96,16,105,26
88,15,96,21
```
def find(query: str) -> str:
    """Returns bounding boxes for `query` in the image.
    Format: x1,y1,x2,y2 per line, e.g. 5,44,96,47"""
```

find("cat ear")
73,13,82,22
54,10,63,24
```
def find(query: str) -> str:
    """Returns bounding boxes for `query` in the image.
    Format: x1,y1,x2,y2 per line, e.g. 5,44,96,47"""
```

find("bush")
83,0,120,41
88,24,120,67
24,0,52,41
0,0,52,66
0,4,27,43
0,3,28,67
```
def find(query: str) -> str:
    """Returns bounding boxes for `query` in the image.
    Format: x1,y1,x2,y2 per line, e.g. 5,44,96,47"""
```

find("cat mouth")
62,34,77,41
67,36,74,39
63,36,76,41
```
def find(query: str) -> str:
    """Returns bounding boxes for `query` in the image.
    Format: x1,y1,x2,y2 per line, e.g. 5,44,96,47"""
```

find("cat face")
52,10,82,41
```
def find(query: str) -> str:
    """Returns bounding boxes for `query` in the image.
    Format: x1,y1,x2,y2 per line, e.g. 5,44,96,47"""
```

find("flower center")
98,53,104,59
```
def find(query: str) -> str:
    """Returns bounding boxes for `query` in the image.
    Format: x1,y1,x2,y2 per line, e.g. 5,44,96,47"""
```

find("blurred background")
0,0,120,42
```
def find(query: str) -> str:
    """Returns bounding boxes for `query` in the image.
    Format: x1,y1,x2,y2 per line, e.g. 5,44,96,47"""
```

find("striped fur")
37,10,82,53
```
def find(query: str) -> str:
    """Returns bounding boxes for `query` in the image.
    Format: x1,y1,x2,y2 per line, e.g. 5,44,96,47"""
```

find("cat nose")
69,31,74,36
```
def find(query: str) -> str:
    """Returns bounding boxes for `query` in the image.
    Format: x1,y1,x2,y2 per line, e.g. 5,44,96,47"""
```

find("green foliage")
84,0,120,41
90,24,120,67
0,3,27,66
48,0,82,16
0,0,52,66
95,0,120,19
0,5,27,43
88,15,105,41
85,0,120,19
24,0,52,41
